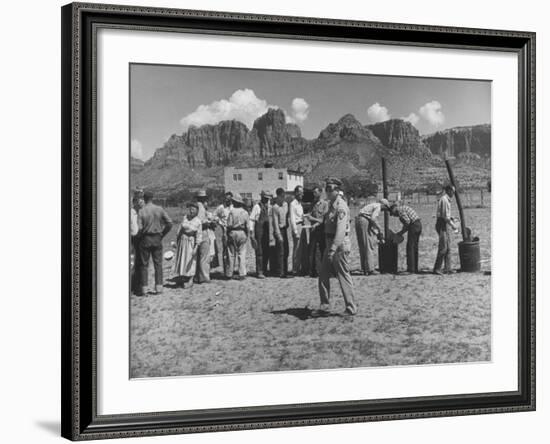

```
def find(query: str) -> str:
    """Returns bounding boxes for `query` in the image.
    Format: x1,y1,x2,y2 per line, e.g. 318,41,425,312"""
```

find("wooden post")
481,189,484,206
445,159,468,241
382,157,389,238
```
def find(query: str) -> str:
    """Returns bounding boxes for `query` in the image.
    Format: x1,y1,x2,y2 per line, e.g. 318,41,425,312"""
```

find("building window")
233,174,238,181
278,172,283,180
238,173,242,181
258,172,263,180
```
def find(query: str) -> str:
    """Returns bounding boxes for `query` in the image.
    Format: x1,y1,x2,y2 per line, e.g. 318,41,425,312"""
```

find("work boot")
155,284,163,294
257,273,266,279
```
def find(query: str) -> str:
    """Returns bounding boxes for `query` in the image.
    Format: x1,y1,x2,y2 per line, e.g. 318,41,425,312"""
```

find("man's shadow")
271,307,342,320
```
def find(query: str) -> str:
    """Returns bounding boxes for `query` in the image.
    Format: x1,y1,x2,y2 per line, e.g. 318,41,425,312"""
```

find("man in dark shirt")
137,190,173,295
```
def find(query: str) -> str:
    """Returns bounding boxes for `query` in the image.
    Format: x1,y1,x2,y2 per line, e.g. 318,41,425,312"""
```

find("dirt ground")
130,201,491,378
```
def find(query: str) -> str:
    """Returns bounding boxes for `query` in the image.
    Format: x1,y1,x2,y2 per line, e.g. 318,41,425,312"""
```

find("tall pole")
444,159,467,241
382,157,389,238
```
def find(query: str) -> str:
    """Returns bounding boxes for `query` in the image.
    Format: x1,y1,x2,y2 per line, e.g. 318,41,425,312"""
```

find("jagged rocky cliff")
132,111,491,196
422,124,491,158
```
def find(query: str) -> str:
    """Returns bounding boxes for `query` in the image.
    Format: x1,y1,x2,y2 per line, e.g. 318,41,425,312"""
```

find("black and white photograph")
129,64,492,378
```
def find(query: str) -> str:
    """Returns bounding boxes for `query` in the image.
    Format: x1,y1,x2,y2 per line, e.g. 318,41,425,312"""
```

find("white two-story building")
224,164,304,201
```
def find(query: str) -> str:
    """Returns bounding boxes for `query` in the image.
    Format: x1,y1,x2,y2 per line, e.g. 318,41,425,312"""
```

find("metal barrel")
458,240,481,272
378,243,398,274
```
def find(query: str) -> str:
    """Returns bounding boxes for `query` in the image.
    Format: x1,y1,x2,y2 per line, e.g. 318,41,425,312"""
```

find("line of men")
130,180,458,312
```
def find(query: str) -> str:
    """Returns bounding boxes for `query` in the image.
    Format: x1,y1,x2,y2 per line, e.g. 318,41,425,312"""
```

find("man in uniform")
305,186,328,277
272,187,291,278
318,178,358,315
433,185,458,275
137,190,172,295
249,190,274,279
226,195,250,280
195,190,213,284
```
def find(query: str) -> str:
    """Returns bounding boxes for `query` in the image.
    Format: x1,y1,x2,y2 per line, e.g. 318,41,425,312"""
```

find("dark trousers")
434,218,452,272
254,220,270,275
406,219,422,273
139,233,163,286
274,229,289,277
131,236,147,293
308,226,326,277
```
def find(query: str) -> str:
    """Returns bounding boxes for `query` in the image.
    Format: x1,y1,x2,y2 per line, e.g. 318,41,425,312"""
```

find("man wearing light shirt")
272,187,291,278
289,185,305,275
433,185,458,275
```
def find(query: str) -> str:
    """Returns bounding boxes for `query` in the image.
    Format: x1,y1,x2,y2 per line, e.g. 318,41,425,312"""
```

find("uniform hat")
195,190,207,198
133,188,144,198
260,190,273,198
325,177,343,187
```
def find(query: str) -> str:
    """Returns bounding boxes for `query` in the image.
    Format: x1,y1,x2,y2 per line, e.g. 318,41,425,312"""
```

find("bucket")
458,240,481,272
378,243,398,274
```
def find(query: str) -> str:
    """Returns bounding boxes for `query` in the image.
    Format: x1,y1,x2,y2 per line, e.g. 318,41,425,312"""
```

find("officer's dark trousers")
131,236,147,293
254,220,270,275
274,230,289,277
406,219,422,273
308,226,325,277
139,233,163,286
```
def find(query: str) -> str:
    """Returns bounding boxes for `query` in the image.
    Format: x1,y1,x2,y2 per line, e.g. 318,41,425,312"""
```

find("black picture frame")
61,2,536,440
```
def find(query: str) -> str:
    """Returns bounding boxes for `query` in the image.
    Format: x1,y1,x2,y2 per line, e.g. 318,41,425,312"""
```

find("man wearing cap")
318,178,358,315
195,190,214,284
272,187,291,278
289,185,305,275
355,196,387,275
137,190,173,295
433,185,458,275
388,201,422,274
215,191,233,275
226,195,250,280
304,186,328,278
249,190,274,278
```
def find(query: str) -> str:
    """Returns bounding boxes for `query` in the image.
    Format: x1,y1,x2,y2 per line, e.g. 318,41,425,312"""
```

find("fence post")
481,189,484,206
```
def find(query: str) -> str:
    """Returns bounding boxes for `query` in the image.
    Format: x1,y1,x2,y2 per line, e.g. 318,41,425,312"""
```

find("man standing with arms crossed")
433,185,458,275
318,178,358,316
137,190,172,295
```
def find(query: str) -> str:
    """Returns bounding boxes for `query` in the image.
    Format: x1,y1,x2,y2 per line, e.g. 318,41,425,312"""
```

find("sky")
130,63,491,161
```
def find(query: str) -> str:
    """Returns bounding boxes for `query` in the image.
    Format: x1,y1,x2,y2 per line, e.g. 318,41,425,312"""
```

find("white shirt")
289,198,304,237
215,203,233,228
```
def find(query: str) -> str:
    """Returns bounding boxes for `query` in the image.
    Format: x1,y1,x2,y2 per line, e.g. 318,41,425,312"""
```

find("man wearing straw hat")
355,196,388,275
433,185,458,275
226,194,250,280
317,177,358,316
249,190,274,279
137,190,173,295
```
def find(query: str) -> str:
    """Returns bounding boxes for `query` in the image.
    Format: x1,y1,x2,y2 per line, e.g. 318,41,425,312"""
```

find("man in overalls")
318,178,358,315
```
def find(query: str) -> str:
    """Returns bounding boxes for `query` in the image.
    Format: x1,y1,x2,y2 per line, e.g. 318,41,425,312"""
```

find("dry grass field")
130,197,491,378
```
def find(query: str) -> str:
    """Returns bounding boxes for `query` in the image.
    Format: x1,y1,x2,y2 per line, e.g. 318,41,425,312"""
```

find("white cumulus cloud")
419,100,445,126
131,139,144,160
367,102,391,123
180,88,278,130
402,112,420,126
290,97,310,123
